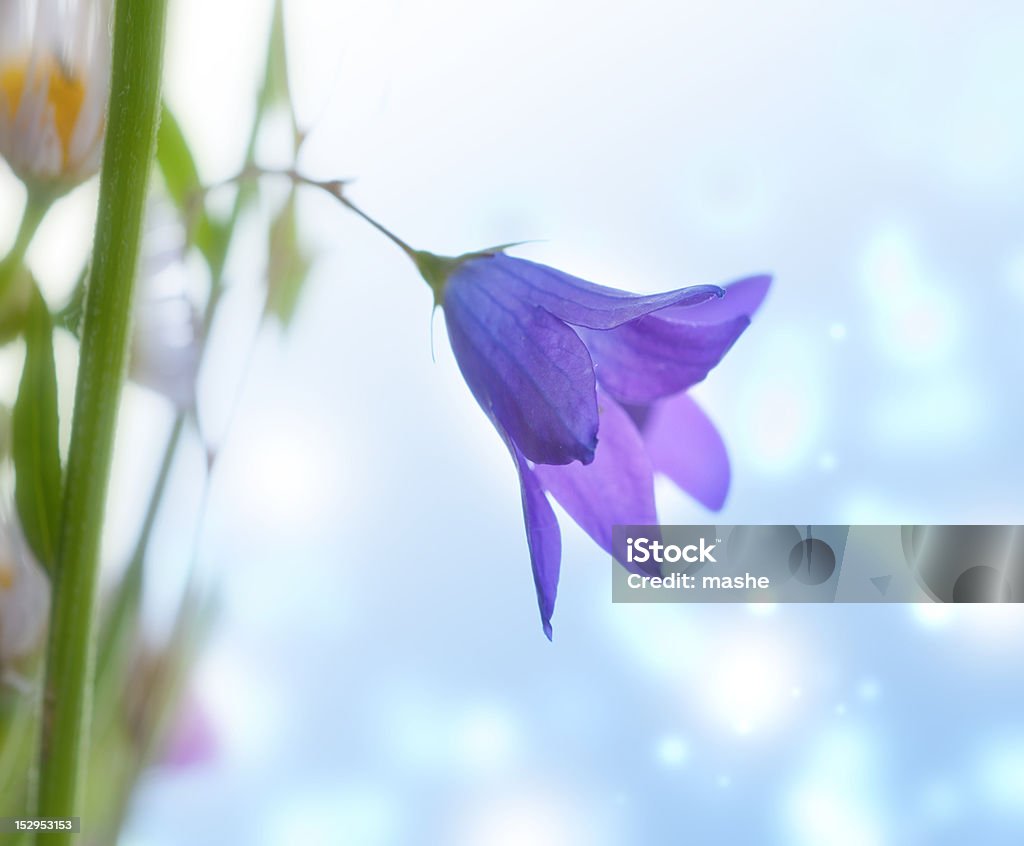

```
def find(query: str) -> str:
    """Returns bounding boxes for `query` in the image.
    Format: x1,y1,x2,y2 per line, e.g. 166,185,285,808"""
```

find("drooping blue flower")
418,250,770,638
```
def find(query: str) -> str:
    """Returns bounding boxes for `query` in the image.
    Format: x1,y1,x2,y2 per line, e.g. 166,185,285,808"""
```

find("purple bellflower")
415,249,770,638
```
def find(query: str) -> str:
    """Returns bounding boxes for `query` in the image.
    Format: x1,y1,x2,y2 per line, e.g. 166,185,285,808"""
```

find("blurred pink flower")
161,693,218,770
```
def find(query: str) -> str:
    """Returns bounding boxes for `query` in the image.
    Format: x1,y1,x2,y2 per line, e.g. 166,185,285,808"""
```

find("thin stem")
94,415,185,684
254,167,418,257
106,0,295,670
331,191,418,258
34,0,169,837
203,0,294,336
130,414,185,574
0,192,53,301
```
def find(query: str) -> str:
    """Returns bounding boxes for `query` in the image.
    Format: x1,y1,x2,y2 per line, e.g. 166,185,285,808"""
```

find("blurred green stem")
107,0,292,652
203,0,292,335
34,0,169,838
95,415,185,684
86,15,293,831
116,0,295,601
0,192,52,302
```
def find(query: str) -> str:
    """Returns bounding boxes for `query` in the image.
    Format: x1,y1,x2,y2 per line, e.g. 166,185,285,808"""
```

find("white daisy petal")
0,0,111,189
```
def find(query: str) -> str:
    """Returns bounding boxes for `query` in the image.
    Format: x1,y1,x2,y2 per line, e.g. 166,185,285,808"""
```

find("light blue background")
7,0,1023,843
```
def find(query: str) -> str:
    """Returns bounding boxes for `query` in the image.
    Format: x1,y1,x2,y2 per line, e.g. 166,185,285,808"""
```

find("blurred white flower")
0,0,110,189
0,505,49,672
130,210,203,410
131,281,202,410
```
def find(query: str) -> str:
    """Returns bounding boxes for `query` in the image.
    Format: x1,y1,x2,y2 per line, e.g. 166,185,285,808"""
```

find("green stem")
0,192,52,301
332,192,419,258
204,0,290,335
127,414,185,588
123,0,294,599
34,0,169,837
203,126,256,333
106,0,290,659
264,169,418,257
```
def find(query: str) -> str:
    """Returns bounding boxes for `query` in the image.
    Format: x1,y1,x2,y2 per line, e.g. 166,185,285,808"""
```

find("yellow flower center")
1,56,86,165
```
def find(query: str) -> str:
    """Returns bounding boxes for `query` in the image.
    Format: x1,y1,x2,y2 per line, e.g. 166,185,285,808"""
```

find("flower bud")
0,0,111,191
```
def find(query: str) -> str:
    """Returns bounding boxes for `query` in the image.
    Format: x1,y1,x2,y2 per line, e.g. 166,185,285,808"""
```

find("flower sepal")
411,250,464,306
412,243,531,306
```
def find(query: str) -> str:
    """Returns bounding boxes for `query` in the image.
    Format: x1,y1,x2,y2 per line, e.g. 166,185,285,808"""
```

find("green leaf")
156,104,227,271
265,189,312,329
264,0,292,113
12,286,63,571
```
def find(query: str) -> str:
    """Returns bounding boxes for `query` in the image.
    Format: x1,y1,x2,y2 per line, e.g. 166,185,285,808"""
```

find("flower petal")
445,268,599,465
578,314,750,404
658,274,772,325
510,444,561,640
461,253,722,330
642,393,731,511
534,390,656,569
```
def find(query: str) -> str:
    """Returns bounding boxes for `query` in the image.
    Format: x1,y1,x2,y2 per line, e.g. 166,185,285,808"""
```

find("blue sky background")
5,0,1024,843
